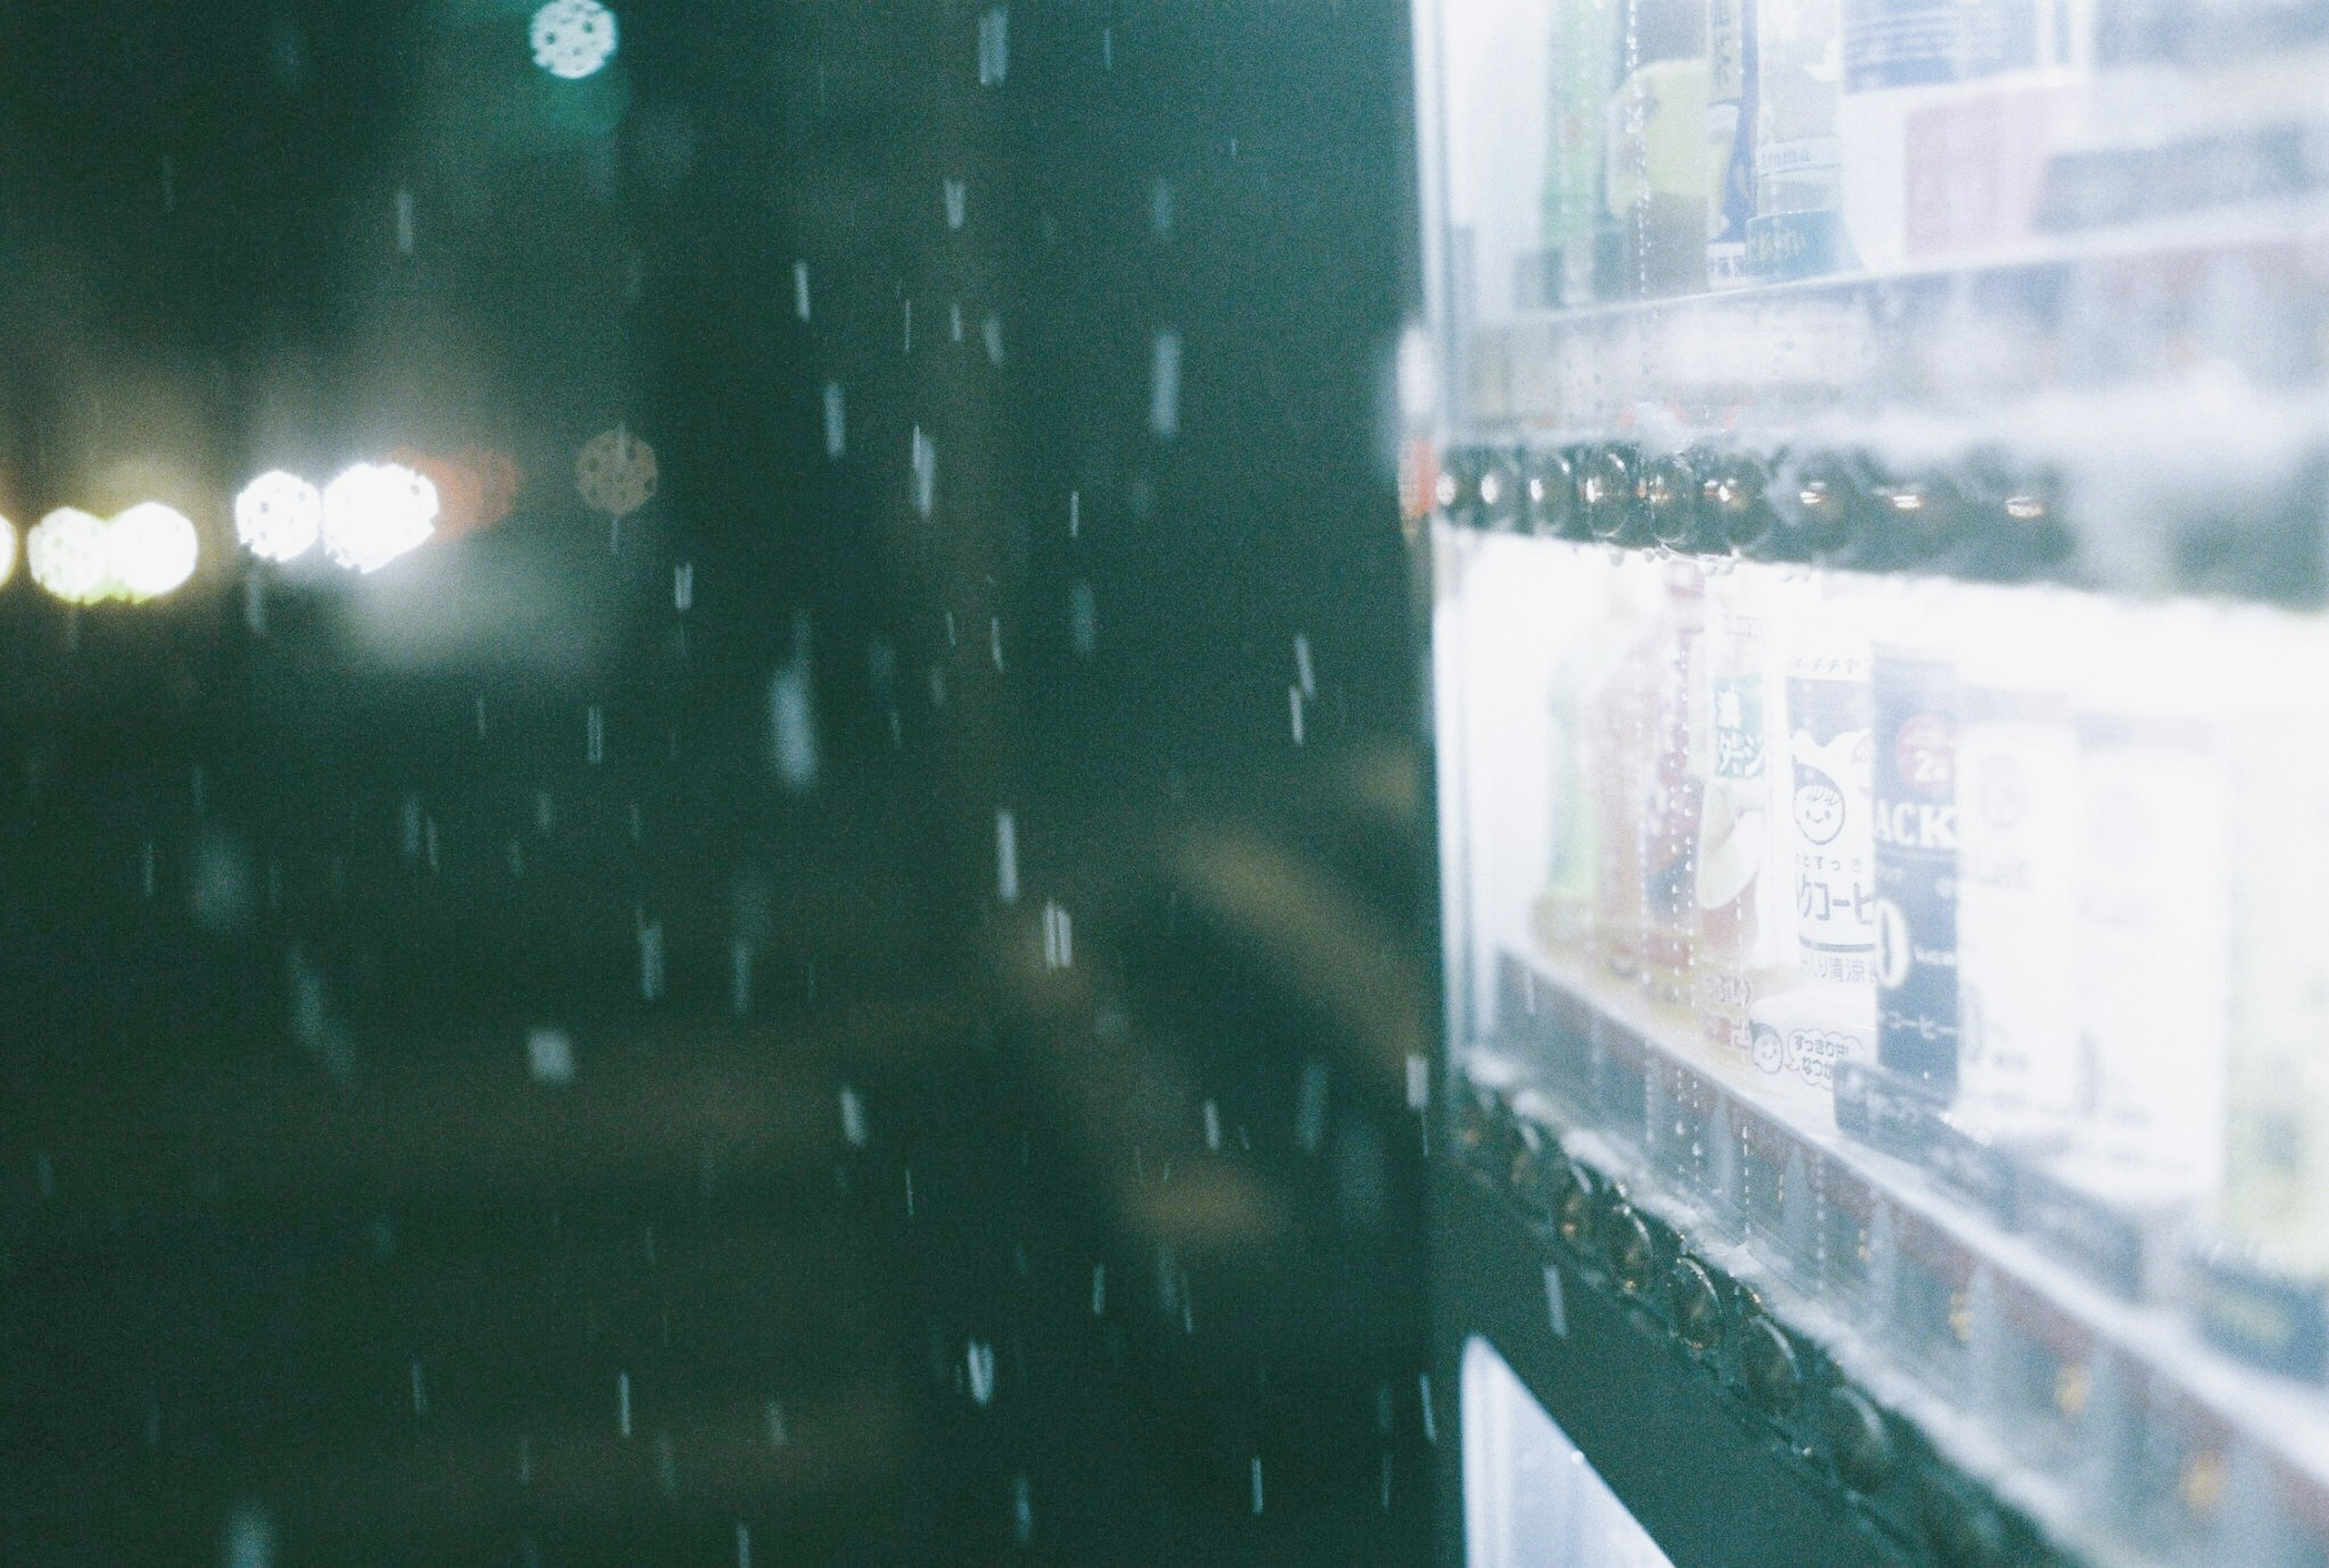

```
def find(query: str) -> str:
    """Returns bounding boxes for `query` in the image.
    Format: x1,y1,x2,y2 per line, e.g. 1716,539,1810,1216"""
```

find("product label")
1747,209,1850,279
1957,701,2079,1130
1903,86,2062,256
1712,673,1766,780
1707,0,1759,286
1872,654,1960,1097
1749,987,1876,1091
1842,0,2035,90
1544,0,1619,253
1789,669,1877,982
1757,137,1846,178
2075,723,2230,1194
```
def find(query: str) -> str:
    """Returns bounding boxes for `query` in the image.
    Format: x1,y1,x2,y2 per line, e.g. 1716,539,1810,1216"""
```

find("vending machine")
1415,0,2329,1563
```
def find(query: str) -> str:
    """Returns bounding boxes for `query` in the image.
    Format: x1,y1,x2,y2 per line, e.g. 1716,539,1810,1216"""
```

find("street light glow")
531,0,617,79
108,503,200,600
322,462,438,574
235,470,323,562
28,508,116,604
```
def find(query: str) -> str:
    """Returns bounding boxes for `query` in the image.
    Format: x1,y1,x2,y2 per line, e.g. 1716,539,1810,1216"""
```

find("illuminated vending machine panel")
1416,0,2329,1563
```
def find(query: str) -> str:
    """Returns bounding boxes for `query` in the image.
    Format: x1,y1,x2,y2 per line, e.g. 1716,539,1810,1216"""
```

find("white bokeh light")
109,503,200,601
323,463,439,574
530,0,617,79
0,515,15,589
27,508,115,604
235,471,323,563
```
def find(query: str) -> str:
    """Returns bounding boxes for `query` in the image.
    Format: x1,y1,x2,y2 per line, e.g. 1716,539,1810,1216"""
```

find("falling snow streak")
996,810,1020,903
1149,330,1181,437
978,8,1009,85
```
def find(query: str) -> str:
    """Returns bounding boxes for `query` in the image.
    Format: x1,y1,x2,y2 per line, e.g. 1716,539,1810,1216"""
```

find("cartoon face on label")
1794,759,1847,845
1781,1025,1857,1089
1790,728,1869,849
1751,1021,1785,1074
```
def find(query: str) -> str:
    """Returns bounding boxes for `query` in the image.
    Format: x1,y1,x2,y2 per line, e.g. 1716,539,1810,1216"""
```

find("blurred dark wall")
0,3,1434,1564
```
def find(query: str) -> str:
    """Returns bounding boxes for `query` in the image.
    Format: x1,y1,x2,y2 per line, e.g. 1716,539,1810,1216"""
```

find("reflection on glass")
1462,1336,1676,1568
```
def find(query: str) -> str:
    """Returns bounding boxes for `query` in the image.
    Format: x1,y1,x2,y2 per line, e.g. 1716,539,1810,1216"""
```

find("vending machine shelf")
1459,201,2329,433
1462,945,2329,1568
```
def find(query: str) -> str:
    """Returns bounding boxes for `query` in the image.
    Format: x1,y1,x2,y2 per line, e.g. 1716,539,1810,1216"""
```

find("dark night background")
0,3,1438,1564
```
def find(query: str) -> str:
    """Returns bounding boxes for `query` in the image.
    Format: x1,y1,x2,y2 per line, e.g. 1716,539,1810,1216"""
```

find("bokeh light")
235,471,323,563
28,508,116,604
0,514,15,589
323,463,439,574
387,447,523,540
530,0,617,80
321,461,437,571
108,503,200,600
576,427,657,518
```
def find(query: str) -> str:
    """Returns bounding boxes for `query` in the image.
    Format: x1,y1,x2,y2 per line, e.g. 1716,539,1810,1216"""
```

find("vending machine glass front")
1417,0,2329,1563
